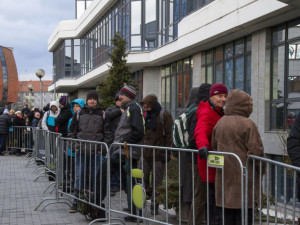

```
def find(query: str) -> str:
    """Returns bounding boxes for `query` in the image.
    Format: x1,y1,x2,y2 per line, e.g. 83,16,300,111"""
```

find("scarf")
144,102,161,131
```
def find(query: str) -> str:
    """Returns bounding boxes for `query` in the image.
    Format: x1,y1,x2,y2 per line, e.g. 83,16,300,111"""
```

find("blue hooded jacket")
67,98,85,131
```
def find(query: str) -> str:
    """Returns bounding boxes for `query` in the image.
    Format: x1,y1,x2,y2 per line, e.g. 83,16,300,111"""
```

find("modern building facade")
48,0,300,201
0,46,19,107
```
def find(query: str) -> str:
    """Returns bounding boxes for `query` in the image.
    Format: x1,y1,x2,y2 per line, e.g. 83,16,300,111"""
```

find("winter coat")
211,89,264,209
41,101,60,132
143,109,173,161
13,116,26,127
55,103,72,137
104,105,122,145
0,114,12,134
287,112,300,201
112,99,145,159
194,99,224,183
67,98,85,131
68,106,105,154
31,118,40,128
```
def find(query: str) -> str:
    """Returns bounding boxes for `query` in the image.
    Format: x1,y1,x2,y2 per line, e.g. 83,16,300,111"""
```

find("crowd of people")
1,82,299,224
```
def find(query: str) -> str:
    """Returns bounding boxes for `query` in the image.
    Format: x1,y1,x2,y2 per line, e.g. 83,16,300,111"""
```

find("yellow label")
208,155,224,167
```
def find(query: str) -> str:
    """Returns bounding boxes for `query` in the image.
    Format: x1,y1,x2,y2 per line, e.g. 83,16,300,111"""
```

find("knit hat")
119,85,136,99
15,111,22,115
3,109,9,114
141,94,158,109
197,83,212,104
86,90,99,102
115,93,120,102
59,96,68,106
210,83,228,97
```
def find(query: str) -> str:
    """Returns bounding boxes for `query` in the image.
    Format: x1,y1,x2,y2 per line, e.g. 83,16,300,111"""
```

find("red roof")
18,80,52,92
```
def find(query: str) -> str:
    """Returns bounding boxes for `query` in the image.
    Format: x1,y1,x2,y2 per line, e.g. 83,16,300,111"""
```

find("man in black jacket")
0,107,12,155
55,96,72,137
68,90,107,213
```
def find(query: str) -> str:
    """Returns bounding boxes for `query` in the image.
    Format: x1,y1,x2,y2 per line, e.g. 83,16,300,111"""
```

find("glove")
198,147,209,160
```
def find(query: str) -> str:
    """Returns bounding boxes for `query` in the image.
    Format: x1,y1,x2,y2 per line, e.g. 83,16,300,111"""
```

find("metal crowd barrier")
246,155,300,225
6,126,34,154
30,129,300,225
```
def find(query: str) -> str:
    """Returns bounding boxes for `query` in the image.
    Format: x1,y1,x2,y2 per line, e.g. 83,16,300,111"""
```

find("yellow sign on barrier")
208,155,224,168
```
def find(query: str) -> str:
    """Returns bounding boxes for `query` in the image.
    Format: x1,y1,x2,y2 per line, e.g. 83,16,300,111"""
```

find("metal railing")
26,129,300,225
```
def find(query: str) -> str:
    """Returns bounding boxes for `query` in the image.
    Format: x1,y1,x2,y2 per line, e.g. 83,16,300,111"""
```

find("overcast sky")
0,0,75,81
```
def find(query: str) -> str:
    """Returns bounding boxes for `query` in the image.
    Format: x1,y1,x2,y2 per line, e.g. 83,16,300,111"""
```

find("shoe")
124,216,143,223
69,202,77,213
123,207,130,212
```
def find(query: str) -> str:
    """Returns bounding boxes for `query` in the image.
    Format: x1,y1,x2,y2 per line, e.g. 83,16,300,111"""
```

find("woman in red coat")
194,83,227,225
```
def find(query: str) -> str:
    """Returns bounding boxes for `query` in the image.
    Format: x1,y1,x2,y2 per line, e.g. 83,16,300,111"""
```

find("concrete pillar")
142,67,161,101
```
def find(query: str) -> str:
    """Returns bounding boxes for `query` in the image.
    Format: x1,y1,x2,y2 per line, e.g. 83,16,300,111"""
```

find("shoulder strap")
160,108,165,136
76,111,80,122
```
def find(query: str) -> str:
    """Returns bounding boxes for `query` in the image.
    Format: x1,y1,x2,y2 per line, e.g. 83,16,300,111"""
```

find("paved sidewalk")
0,154,89,225
0,153,179,225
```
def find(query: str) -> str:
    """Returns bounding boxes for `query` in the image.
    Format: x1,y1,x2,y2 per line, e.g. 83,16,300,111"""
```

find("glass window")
161,57,192,117
269,18,300,130
201,36,251,93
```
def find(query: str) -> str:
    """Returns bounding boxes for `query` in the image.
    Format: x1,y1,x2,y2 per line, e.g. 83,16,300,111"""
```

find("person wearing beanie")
13,111,26,156
104,93,124,195
119,85,137,100
111,84,144,222
55,96,72,137
0,107,12,155
194,83,228,225
140,94,173,216
68,90,107,214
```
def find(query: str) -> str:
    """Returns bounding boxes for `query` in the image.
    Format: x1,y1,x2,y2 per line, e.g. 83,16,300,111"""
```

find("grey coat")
112,99,144,159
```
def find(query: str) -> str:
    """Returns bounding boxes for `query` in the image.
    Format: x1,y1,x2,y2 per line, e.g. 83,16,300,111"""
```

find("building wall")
142,67,161,101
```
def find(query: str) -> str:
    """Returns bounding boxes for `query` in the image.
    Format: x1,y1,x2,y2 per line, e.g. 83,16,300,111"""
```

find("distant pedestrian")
55,96,72,137
13,111,26,156
41,101,60,132
31,111,42,128
0,107,12,156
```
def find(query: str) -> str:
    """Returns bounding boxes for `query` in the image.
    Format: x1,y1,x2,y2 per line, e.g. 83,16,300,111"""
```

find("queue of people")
0,83,273,225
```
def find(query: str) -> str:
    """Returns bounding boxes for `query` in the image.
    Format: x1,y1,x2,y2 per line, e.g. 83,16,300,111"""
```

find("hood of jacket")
185,87,199,107
70,98,85,114
224,89,253,118
50,101,58,109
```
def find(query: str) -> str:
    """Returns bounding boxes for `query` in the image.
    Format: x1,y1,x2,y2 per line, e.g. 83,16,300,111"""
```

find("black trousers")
208,183,222,225
223,208,253,225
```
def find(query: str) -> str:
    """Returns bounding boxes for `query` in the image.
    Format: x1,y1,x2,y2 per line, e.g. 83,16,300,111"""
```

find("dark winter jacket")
194,99,224,183
287,112,300,200
68,106,105,154
32,118,40,128
212,89,264,208
143,106,173,161
55,103,72,137
13,116,26,127
27,108,43,126
0,113,12,134
104,105,122,145
112,99,145,159
21,107,30,115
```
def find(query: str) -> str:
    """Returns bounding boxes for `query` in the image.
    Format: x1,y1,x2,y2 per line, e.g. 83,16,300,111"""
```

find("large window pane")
177,73,183,108
207,66,213,84
272,46,285,99
288,41,300,98
184,72,190,104
166,76,171,110
271,102,284,129
235,39,244,55
272,26,285,45
246,56,251,95
131,1,141,34
235,57,244,90
288,19,300,40
287,104,300,129
225,60,233,90
216,63,223,83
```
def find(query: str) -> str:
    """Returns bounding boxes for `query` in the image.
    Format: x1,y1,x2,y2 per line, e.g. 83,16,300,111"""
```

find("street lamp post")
35,67,57,109
28,84,34,108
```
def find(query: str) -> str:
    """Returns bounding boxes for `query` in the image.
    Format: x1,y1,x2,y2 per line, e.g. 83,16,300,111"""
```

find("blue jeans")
74,151,101,192
0,134,7,154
